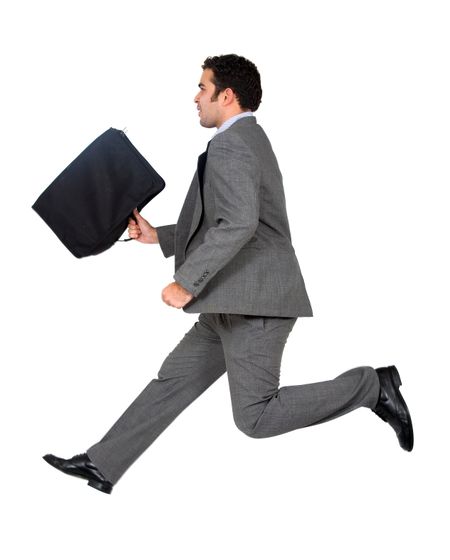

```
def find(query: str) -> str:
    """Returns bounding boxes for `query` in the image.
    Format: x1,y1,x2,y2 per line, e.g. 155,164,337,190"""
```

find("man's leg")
86,314,226,485
220,314,380,438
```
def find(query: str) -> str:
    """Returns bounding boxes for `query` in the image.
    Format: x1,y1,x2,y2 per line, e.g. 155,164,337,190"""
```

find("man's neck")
217,109,247,129
214,110,253,136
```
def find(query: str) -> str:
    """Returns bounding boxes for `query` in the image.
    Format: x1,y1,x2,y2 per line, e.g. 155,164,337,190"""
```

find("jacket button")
193,282,199,287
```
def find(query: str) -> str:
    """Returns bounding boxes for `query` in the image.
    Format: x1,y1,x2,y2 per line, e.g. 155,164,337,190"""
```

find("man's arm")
173,133,260,298
128,210,191,307
155,224,176,258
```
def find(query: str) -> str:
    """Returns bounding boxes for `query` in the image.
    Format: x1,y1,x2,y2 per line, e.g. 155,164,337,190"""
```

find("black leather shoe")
43,452,113,494
373,365,414,451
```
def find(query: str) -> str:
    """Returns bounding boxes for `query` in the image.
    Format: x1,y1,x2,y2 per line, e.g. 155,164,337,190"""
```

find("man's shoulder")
212,116,269,150
225,115,259,136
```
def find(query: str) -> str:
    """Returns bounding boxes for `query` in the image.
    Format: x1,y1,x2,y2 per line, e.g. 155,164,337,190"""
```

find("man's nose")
194,92,200,104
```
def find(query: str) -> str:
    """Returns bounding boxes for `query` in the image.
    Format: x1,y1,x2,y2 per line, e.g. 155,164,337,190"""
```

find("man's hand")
128,208,159,244
162,282,194,309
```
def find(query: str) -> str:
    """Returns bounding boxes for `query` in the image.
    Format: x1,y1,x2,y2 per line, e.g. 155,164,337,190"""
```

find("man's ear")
221,87,237,107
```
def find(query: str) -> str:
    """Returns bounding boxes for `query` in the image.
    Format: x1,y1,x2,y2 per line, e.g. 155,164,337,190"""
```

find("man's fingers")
128,223,141,237
133,208,153,228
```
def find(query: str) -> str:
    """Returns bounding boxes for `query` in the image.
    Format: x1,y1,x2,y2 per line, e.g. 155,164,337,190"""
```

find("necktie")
197,140,211,188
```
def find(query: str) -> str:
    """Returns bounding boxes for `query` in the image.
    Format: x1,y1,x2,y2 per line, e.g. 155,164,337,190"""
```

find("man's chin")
199,118,215,129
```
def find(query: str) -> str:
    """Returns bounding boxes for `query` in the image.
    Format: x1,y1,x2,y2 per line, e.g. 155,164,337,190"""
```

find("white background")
1,1,449,558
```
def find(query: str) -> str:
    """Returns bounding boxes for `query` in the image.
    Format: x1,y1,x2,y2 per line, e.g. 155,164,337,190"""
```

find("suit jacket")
155,116,313,317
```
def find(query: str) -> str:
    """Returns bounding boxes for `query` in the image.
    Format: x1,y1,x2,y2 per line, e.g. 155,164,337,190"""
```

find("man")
44,54,413,494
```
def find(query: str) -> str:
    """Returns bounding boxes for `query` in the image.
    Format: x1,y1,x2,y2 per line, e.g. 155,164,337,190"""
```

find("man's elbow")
232,219,259,244
246,219,259,239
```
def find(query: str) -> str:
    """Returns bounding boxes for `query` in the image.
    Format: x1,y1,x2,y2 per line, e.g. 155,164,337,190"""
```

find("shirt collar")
213,111,254,137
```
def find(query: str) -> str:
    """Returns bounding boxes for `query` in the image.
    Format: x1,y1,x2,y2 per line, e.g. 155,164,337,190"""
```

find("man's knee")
233,415,265,439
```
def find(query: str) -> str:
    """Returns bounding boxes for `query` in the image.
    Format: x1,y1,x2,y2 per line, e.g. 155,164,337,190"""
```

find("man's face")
194,68,223,129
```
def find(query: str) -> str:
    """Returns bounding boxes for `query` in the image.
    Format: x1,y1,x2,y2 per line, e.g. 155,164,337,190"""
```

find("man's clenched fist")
128,208,159,244
162,282,194,309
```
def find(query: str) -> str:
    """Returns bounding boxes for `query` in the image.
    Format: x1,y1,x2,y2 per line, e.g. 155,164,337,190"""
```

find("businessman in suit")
44,54,413,494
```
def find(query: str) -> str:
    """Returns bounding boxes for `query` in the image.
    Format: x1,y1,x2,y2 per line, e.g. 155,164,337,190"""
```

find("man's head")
194,54,262,129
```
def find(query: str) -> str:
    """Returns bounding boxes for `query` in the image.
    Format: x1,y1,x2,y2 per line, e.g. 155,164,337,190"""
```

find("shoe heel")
87,479,113,494
389,365,402,388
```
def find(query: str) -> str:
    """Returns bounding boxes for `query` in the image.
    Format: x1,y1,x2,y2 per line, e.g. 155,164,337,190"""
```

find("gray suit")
87,116,379,485
156,116,313,317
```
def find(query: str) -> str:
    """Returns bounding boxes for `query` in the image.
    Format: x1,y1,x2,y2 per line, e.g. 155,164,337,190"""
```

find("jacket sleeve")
155,224,176,258
173,133,260,297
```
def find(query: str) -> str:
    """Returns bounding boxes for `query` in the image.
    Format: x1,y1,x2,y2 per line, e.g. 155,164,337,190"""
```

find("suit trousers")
87,313,380,485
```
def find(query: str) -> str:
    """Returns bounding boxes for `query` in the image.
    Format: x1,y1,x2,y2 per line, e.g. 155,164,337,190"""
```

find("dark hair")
202,54,262,112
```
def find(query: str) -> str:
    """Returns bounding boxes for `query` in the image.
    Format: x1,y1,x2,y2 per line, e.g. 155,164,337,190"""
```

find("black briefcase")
32,128,165,258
